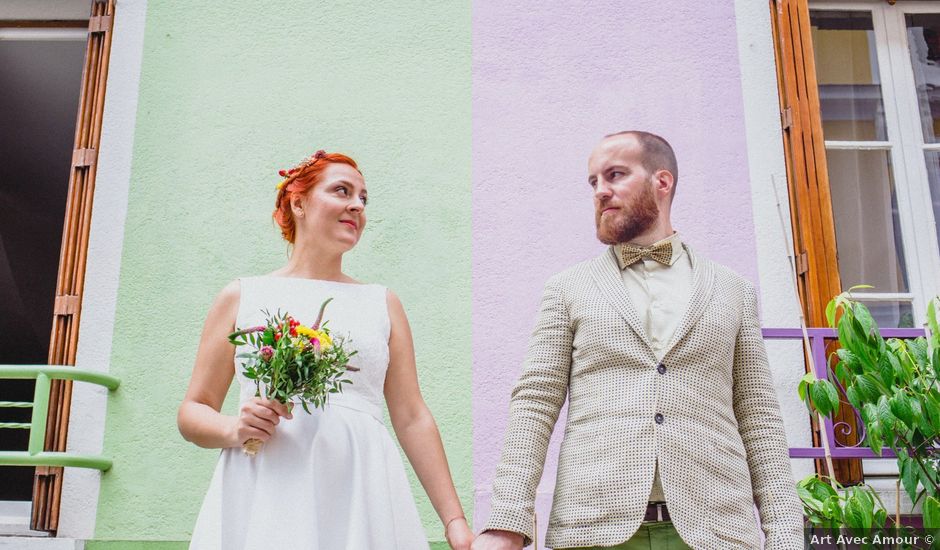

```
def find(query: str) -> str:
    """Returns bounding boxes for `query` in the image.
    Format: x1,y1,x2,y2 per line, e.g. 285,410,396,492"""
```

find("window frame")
812,0,940,326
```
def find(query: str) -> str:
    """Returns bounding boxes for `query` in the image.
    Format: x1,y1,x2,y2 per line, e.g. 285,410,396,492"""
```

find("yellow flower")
295,325,332,350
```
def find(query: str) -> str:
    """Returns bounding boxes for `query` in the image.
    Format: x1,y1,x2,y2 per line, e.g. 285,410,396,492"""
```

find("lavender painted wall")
471,0,756,542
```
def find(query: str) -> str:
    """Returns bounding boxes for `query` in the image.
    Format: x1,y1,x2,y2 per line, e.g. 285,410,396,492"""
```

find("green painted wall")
94,0,471,545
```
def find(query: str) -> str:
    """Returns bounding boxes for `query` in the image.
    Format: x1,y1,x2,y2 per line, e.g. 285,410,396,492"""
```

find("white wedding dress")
189,276,430,550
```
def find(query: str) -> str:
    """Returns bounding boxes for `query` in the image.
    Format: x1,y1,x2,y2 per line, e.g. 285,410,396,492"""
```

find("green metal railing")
0,365,120,471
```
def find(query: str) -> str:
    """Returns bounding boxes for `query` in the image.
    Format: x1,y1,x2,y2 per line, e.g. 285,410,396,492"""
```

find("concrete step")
0,538,83,550
0,500,38,537
0,501,83,548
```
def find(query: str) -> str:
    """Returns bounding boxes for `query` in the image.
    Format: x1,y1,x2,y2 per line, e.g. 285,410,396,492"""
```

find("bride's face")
291,163,367,252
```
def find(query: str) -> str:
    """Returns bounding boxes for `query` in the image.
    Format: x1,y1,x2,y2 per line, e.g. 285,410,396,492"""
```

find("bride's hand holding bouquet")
227,297,358,455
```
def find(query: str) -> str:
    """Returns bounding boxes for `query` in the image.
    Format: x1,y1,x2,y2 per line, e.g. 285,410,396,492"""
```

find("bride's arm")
384,290,473,549
177,280,290,449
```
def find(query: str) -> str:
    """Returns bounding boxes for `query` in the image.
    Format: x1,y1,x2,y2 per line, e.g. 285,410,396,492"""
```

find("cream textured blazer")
484,245,804,549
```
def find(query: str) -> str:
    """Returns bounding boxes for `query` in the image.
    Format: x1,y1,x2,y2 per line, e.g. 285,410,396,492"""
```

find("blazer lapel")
588,247,654,349
661,245,715,357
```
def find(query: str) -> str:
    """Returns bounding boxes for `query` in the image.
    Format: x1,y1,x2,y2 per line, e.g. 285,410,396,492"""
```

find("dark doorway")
0,31,87,502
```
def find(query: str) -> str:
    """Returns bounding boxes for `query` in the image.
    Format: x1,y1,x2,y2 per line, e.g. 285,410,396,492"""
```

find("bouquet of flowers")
227,298,358,455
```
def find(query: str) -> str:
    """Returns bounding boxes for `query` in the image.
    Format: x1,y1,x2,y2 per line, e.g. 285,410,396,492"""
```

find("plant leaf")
855,374,881,404
877,395,897,428
846,385,864,412
898,452,920,503
854,302,876,340
876,354,895,388
811,379,840,416
826,298,838,328
798,372,815,403
867,421,884,456
924,496,940,529
927,297,939,348
874,508,887,529
843,490,871,531
889,393,914,429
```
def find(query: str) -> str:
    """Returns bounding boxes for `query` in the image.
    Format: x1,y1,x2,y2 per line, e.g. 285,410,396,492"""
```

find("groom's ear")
652,169,675,200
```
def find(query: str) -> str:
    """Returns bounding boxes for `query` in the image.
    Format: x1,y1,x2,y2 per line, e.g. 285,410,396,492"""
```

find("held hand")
470,530,524,550
444,517,474,550
231,397,293,447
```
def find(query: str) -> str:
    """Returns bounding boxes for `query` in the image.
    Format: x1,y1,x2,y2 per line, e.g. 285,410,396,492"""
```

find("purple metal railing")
762,327,926,460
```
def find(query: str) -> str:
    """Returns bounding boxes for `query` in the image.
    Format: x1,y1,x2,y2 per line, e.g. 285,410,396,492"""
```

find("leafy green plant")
798,289,940,529
798,474,887,530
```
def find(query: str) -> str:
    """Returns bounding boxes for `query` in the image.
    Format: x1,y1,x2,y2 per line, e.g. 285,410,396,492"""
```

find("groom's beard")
595,182,660,245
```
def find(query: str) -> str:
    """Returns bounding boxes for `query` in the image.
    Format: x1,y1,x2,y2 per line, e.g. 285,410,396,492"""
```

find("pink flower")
230,325,265,337
260,346,274,361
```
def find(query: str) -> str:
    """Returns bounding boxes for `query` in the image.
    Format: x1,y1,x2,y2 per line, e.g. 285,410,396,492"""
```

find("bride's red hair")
272,152,361,243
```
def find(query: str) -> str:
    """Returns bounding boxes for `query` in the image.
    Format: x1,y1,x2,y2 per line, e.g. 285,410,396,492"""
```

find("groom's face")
588,135,660,245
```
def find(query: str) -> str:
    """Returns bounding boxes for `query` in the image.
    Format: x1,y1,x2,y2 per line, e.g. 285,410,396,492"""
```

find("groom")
473,132,804,549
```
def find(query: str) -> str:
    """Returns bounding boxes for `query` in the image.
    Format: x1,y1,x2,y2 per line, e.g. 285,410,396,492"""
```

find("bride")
178,150,473,549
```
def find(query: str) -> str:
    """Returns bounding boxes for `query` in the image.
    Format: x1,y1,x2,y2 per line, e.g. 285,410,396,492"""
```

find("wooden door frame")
18,0,117,532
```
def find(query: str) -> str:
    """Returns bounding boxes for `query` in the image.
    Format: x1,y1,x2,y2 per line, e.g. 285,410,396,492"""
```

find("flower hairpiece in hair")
276,150,328,191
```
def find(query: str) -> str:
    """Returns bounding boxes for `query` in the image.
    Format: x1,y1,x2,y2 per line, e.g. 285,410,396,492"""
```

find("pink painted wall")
471,0,756,542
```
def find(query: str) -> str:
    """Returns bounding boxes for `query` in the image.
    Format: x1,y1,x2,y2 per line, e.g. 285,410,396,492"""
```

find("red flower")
274,332,282,342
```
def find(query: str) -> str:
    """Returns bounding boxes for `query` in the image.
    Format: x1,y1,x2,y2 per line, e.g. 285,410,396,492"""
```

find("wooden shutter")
31,0,116,532
769,0,863,485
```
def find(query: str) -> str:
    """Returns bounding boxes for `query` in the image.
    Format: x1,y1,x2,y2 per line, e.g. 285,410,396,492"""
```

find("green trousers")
557,521,691,550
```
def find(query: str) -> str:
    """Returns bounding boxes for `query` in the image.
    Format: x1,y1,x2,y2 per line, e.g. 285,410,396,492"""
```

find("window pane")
858,301,915,329
905,14,940,143
921,151,940,255
827,149,909,292
811,11,888,141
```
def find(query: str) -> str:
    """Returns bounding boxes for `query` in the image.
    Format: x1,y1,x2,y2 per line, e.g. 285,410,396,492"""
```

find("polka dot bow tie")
619,242,673,267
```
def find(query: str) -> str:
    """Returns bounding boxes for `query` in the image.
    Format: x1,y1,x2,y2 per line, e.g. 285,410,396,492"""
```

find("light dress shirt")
615,232,692,503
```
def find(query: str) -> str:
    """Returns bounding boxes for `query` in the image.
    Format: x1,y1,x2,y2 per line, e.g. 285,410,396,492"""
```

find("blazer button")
657,363,666,374
655,413,664,424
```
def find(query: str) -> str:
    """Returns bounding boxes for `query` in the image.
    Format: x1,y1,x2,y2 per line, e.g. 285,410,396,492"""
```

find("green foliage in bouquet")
228,298,358,414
